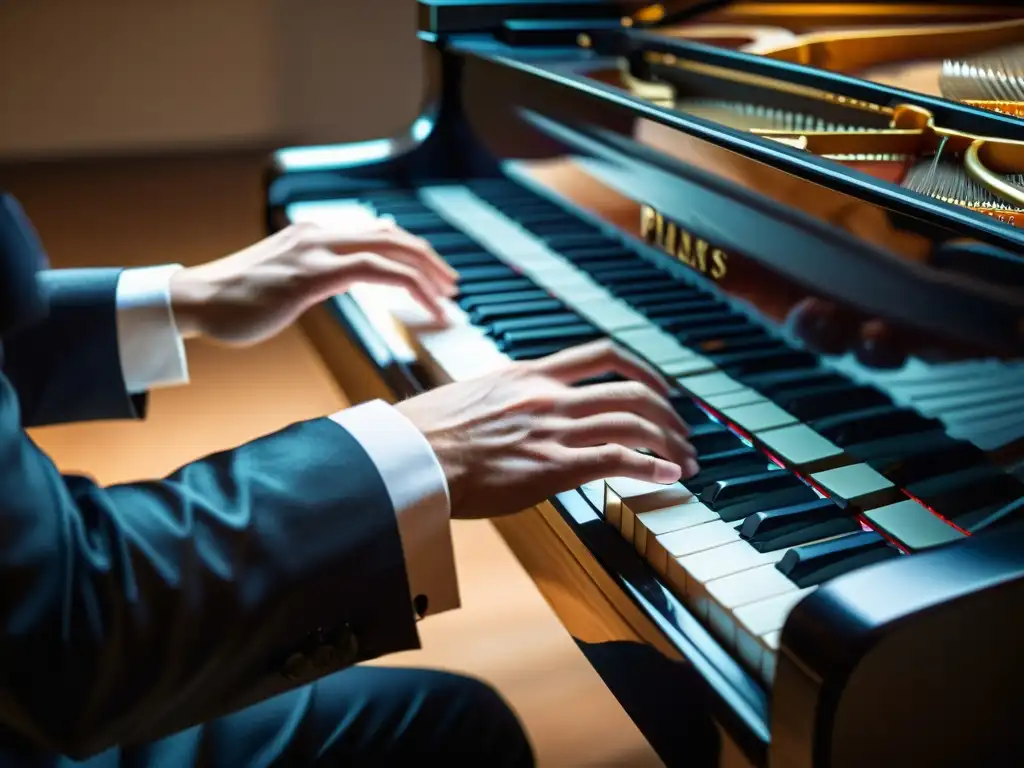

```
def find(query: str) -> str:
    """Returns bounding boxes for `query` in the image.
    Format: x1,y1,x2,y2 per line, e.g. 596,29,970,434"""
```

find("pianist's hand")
395,340,700,519
168,219,458,344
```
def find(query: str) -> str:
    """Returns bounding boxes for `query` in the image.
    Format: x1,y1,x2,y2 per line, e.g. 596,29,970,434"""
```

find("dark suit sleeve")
3,267,146,427
0,373,420,759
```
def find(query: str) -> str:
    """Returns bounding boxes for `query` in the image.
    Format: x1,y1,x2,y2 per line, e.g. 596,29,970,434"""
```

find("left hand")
168,219,458,345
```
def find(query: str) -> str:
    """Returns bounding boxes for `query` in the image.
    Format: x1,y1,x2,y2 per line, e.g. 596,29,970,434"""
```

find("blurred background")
0,1,662,764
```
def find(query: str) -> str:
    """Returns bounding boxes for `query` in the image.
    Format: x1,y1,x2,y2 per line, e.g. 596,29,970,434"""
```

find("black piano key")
692,333,776,357
689,426,746,455
701,471,818,522
741,498,862,553
424,232,483,254
683,454,777,494
505,342,578,361
541,232,613,252
456,278,536,297
588,267,668,286
457,289,550,311
742,367,844,393
658,310,750,334
574,372,628,388
777,530,900,588
669,393,713,427
487,312,582,336
812,406,943,447
773,384,892,422
457,265,520,283
386,213,453,234
561,246,640,265
904,465,1024,524
637,298,722,319
856,435,988,486
620,287,708,306
444,252,502,270
968,496,1024,533
469,298,564,324
498,324,602,351
675,325,769,347
714,348,819,379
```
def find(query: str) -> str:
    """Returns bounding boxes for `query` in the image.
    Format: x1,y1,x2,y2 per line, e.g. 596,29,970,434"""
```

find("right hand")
395,340,699,520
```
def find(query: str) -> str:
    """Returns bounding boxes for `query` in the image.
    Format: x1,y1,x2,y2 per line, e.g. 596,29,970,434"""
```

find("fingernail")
654,462,683,484
682,458,699,478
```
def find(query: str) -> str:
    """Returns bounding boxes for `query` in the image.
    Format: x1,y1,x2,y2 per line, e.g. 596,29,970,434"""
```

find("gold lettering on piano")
640,205,728,280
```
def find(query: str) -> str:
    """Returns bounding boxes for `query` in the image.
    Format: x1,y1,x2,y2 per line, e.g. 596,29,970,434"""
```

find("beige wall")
0,0,425,160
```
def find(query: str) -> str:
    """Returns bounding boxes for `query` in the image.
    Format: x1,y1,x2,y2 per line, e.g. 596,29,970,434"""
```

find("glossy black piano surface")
265,2,1024,765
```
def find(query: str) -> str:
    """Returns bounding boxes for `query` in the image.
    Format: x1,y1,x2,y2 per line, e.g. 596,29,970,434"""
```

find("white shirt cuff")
329,399,461,619
115,264,191,395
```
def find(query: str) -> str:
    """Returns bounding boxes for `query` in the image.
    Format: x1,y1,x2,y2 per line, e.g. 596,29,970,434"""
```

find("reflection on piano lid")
267,3,1024,764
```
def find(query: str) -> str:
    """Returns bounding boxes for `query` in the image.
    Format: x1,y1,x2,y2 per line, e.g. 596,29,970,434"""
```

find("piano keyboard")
288,177,1024,687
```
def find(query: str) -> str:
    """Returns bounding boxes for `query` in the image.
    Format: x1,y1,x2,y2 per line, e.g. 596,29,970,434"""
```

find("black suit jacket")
0,255,418,758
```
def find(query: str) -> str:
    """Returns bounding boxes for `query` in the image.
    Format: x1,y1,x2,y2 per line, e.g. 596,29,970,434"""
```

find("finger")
557,380,690,436
785,297,859,356
529,339,672,395
309,227,458,290
854,319,909,369
572,443,685,486
561,411,697,468
342,252,447,321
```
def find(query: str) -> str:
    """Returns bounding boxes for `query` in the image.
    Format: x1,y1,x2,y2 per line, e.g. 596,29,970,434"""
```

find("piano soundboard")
267,2,1024,765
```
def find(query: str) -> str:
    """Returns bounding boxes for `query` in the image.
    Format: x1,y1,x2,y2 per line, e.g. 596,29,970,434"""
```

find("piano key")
456,277,536,296
734,588,815,677
603,476,698,531
568,297,649,334
701,387,766,410
777,530,901,588
755,423,845,472
713,348,818,378
486,312,582,336
773,384,891,422
457,264,520,283
863,499,966,550
648,519,741,576
702,475,821,523
469,298,564,323
457,289,550,311
740,498,861,552
812,405,943,447
677,371,745,399
903,465,1024,527
969,496,1024,533
604,476,701,544
716,401,798,433
660,355,718,378
498,323,602,351
703,564,803,639
613,326,694,366
810,463,897,509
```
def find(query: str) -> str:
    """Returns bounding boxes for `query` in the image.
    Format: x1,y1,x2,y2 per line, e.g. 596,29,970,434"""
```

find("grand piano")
264,2,1024,765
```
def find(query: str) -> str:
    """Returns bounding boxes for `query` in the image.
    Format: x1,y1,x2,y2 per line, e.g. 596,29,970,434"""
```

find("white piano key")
615,326,692,366
810,463,897,509
418,325,510,382
660,355,717,378
702,388,765,410
864,499,966,550
756,423,845,472
703,564,799,641
603,477,697,532
633,502,718,558
677,371,744,398
672,539,788,588
717,401,798,433
649,519,738,577
570,298,648,334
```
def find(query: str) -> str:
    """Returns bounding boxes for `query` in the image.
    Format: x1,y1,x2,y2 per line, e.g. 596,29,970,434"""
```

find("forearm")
0,390,417,757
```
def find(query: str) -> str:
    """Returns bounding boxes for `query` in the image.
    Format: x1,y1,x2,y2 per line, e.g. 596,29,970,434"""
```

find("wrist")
169,265,216,339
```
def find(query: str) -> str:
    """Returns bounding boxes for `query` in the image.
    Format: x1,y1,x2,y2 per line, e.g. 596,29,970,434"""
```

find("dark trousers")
3,667,534,767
